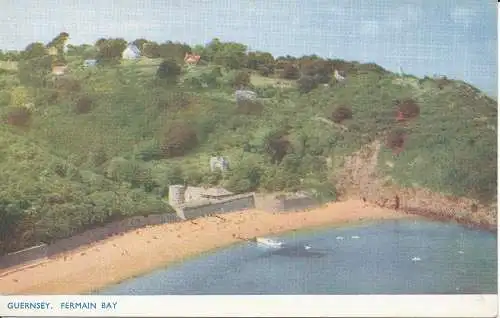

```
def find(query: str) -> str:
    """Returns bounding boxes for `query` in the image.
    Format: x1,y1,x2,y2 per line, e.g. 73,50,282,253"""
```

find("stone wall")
0,244,48,270
254,193,321,213
0,212,181,271
282,196,321,212
177,193,255,220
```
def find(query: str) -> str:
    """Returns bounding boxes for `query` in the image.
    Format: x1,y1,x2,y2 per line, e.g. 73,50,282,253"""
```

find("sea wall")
254,193,321,213
176,193,255,220
0,244,48,270
0,212,181,271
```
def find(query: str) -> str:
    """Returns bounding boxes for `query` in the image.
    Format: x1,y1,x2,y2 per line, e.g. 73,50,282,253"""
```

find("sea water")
100,219,497,295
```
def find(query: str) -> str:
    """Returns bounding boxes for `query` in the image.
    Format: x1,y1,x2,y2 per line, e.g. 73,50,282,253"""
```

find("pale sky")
1,0,497,96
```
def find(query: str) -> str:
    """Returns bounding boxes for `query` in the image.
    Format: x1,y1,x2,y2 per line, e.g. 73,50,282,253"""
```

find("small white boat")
256,237,283,248
351,235,360,239
336,236,344,240
411,257,421,262
458,251,464,254
304,245,312,250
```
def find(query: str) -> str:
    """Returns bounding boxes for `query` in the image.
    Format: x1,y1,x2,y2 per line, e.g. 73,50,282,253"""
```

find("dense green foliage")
0,35,496,255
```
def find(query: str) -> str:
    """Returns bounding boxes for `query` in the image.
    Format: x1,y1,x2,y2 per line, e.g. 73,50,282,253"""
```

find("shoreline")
0,200,415,295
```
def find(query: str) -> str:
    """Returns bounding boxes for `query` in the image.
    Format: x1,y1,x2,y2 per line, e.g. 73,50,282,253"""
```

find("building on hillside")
209,156,229,172
83,59,97,67
122,43,141,60
52,65,68,76
334,69,346,82
184,53,201,65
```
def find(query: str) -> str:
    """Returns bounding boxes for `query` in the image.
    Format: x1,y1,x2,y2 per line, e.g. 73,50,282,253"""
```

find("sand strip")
0,200,414,295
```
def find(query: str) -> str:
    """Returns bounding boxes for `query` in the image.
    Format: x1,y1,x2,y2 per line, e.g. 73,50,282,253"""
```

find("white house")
122,44,141,60
334,69,346,82
209,156,229,172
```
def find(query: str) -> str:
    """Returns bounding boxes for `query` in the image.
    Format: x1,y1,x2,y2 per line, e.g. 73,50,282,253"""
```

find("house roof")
124,44,141,55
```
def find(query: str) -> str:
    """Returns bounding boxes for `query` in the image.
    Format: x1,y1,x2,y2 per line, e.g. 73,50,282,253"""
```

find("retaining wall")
0,244,48,270
177,193,255,220
254,193,321,213
0,212,181,271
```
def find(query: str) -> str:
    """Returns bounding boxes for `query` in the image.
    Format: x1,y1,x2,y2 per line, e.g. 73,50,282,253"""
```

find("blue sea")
100,219,497,295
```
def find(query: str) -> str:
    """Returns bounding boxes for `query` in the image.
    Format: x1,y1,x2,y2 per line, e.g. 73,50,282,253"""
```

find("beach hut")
122,43,141,60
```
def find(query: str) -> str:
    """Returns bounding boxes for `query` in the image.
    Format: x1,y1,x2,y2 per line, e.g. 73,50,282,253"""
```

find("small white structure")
122,43,141,60
83,59,97,67
52,65,68,76
334,69,345,82
168,184,186,207
235,90,257,102
209,156,229,172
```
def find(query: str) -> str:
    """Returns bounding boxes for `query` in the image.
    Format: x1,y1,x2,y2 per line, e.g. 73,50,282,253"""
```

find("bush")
257,66,271,77
297,75,318,94
74,96,93,114
330,106,353,123
156,59,182,82
6,107,31,127
158,92,191,110
281,63,300,80
53,76,81,93
396,99,420,119
386,129,406,150
160,121,198,158
225,70,251,88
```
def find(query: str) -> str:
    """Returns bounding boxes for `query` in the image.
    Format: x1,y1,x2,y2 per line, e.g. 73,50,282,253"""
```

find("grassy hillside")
0,53,496,254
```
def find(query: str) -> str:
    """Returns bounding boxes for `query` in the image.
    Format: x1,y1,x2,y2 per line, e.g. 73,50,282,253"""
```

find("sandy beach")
0,200,414,295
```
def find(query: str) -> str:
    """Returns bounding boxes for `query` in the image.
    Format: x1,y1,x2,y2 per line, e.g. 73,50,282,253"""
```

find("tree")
158,41,190,64
18,55,52,87
21,42,47,60
6,107,31,127
132,38,149,52
396,99,420,120
96,38,127,64
264,130,291,164
160,121,198,158
213,42,248,70
297,75,318,93
281,62,300,79
300,59,332,83
46,32,70,59
156,59,182,83
330,105,353,123
247,51,274,70
142,41,160,58
204,38,224,61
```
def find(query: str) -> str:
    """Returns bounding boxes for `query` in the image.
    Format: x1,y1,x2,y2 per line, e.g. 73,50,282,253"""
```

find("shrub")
396,99,420,120
386,129,406,150
264,130,291,164
297,75,318,94
226,70,251,88
6,107,31,127
156,59,182,82
257,65,271,77
158,92,191,110
74,96,93,114
330,106,353,123
281,63,300,80
160,121,198,158
237,99,264,116
53,76,81,93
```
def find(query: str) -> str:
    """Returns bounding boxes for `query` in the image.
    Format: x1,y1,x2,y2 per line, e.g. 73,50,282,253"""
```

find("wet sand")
0,200,414,295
